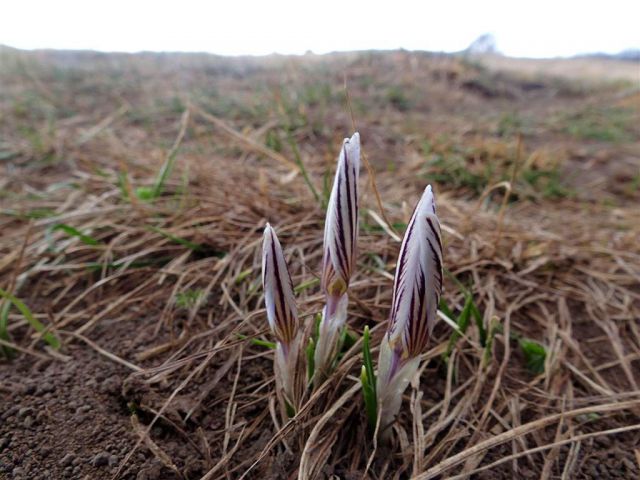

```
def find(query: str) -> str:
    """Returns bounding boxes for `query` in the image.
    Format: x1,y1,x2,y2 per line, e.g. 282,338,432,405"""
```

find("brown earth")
0,48,639,479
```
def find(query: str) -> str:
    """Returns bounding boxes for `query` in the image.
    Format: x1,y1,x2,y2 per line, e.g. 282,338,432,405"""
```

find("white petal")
387,185,443,356
322,132,360,292
262,224,299,344
376,335,420,433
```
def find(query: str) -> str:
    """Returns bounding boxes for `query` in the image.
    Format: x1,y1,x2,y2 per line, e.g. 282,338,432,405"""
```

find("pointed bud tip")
263,223,276,239
343,131,360,147
421,185,437,213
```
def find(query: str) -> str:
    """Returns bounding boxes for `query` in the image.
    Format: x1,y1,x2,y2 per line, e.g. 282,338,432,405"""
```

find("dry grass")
1,47,639,479
475,53,640,85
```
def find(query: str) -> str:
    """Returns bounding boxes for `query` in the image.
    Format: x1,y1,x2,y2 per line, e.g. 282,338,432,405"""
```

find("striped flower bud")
314,132,360,382
376,185,443,433
262,224,305,414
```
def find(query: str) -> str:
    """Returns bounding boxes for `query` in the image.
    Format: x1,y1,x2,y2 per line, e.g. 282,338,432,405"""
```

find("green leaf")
438,297,454,320
135,186,156,201
362,326,376,391
294,278,319,293
175,289,204,309
236,334,276,350
0,301,14,358
313,312,322,340
341,328,357,352
336,326,358,362
306,337,316,383
152,149,179,198
0,288,60,350
284,399,295,418
360,366,377,431
519,339,546,374
483,317,500,367
470,299,486,347
53,224,100,246
443,296,473,361
234,268,253,285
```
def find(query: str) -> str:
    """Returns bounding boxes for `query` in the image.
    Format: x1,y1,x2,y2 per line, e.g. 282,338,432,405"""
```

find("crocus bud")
262,224,305,414
314,132,360,382
376,185,443,434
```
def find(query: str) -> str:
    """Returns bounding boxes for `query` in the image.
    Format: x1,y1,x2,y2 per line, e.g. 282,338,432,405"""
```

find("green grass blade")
443,296,473,361
482,316,500,367
362,326,376,391
0,301,14,358
360,365,377,430
313,312,322,340
151,108,188,199
519,338,547,374
234,268,253,285
152,149,179,198
294,277,319,293
53,224,100,246
284,399,296,418
0,288,60,349
236,333,276,350
439,297,454,320
306,337,316,383
470,299,486,347
341,328,357,352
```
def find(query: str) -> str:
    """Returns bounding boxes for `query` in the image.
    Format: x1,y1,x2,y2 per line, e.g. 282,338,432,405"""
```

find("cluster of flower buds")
261,132,444,434
261,133,360,414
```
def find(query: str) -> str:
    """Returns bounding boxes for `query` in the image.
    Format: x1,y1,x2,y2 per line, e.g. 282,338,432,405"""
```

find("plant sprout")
314,132,360,383
375,185,443,436
262,224,306,416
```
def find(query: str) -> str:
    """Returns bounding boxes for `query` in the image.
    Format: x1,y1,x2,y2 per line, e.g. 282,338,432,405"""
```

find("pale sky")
2,0,639,58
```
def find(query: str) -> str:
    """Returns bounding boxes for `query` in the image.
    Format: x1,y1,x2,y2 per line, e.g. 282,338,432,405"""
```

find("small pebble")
36,382,55,396
2,405,18,420
18,407,33,418
60,453,76,467
23,384,36,395
0,437,10,451
92,451,110,467
100,375,121,394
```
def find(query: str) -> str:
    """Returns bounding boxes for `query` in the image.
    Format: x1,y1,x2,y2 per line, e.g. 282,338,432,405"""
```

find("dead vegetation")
1,48,639,479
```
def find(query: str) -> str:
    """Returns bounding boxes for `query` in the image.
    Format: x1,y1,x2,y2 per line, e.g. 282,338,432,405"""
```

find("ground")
0,47,639,479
